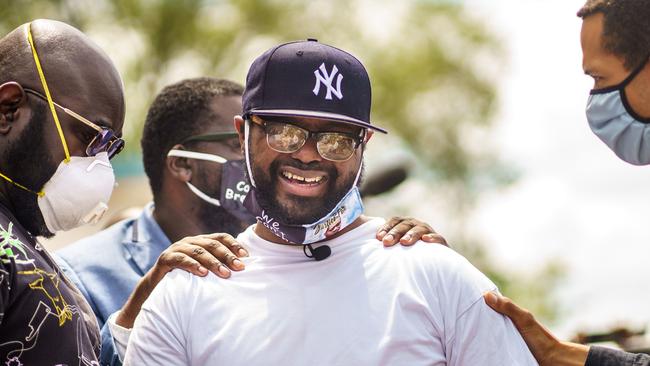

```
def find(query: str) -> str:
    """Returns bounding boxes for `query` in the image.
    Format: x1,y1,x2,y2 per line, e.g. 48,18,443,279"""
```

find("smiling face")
245,115,365,225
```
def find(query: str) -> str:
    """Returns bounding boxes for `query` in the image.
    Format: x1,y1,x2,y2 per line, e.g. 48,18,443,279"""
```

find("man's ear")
0,82,27,135
234,115,245,153
166,144,194,183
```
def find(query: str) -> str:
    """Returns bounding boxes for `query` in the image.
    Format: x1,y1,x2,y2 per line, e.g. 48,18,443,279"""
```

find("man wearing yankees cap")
124,39,536,365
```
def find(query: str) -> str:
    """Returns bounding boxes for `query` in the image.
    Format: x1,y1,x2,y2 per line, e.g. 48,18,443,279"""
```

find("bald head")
0,19,125,129
0,19,126,237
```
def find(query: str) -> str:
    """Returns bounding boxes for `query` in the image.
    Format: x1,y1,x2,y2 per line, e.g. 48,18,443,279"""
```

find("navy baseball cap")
242,39,387,134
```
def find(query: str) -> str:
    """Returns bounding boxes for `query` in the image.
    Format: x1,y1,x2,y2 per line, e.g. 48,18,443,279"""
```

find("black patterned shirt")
0,204,100,365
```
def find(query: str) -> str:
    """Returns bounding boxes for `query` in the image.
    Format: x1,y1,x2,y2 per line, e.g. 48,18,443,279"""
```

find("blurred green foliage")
1,1,501,183
0,0,562,321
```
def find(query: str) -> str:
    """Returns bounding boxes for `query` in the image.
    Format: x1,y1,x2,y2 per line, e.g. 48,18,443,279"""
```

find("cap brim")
248,109,388,134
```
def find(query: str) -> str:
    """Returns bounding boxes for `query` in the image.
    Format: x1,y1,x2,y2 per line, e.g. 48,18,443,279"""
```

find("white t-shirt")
124,218,537,366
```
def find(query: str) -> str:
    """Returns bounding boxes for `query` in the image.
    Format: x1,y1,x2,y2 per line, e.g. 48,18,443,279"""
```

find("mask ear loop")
167,149,227,164
25,22,71,164
166,149,227,206
352,159,363,187
591,55,650,95
0,23,62,197
186,182,222,207
351,130,367,187
620,55,650,89
244,119,257,188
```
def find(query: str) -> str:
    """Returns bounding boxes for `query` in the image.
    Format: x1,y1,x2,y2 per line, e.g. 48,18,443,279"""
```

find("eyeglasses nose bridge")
289,135,323,162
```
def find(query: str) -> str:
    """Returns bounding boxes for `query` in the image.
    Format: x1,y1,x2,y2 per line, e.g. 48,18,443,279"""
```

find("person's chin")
25,211,54,238
273,197,326,225
37,228,55,238
20,213,54,238
10,192,53,237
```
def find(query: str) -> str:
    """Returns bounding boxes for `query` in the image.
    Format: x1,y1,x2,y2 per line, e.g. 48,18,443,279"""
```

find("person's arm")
99,317,126,366
123,271,191,366
485,292,650,366
116,232,246,329
484,292,590,366
376,216,447,246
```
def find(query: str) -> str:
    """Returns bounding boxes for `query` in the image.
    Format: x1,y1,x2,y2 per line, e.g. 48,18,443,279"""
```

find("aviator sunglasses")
24,88,125,159
249,115,365,162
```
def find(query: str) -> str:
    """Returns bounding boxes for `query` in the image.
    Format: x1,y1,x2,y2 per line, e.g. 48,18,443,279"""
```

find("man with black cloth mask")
0,19,125,365
57,77,444,365
124,40,535,365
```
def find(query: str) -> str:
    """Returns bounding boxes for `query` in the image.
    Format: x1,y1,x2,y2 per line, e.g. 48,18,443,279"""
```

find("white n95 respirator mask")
37,152,115,232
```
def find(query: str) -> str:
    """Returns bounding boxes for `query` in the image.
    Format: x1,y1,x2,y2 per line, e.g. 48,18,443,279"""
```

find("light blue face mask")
586,57,650,165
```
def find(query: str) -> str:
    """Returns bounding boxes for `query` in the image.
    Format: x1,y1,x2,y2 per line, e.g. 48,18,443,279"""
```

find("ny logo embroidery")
313,63,343,100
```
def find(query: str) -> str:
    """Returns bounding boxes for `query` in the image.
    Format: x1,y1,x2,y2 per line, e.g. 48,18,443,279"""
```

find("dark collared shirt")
587,346,650,366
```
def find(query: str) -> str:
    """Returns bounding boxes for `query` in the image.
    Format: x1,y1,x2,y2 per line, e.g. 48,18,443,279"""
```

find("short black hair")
141,77,243,197
577,0,650,70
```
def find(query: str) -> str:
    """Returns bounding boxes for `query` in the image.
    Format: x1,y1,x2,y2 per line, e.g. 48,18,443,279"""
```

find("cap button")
307,38,318,42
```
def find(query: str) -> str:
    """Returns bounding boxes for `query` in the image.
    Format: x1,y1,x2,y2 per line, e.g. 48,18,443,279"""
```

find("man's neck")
0,186,15,218
253,215,371,245
153,199,208,243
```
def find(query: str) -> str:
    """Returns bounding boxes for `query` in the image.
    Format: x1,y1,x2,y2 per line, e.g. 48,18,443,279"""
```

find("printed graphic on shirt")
1,301,99,366
0,222,73,326
313,206,345,238
0,223,28,265
0,267,7,286
0,219,100,365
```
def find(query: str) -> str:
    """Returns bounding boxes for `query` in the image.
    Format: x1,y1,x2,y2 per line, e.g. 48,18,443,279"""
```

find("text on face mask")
224,181,250,203
256,210,289,242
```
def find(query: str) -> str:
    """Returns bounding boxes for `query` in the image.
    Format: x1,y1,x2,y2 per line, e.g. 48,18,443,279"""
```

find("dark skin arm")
116,217,447,328
116,233,246,328
484,292,589,366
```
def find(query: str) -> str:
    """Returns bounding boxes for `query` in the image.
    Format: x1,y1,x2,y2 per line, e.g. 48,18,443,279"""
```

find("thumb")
484,291,538,333
484,291,514,316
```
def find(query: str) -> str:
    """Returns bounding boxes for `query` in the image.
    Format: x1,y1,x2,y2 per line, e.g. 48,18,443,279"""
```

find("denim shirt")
54,202,170,366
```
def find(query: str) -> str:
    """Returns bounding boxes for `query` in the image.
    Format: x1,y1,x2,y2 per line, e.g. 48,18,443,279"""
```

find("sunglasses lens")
266,122,307,153
86,129,111,156
107,139,125,159
317,133,357,161
86,129,124,159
